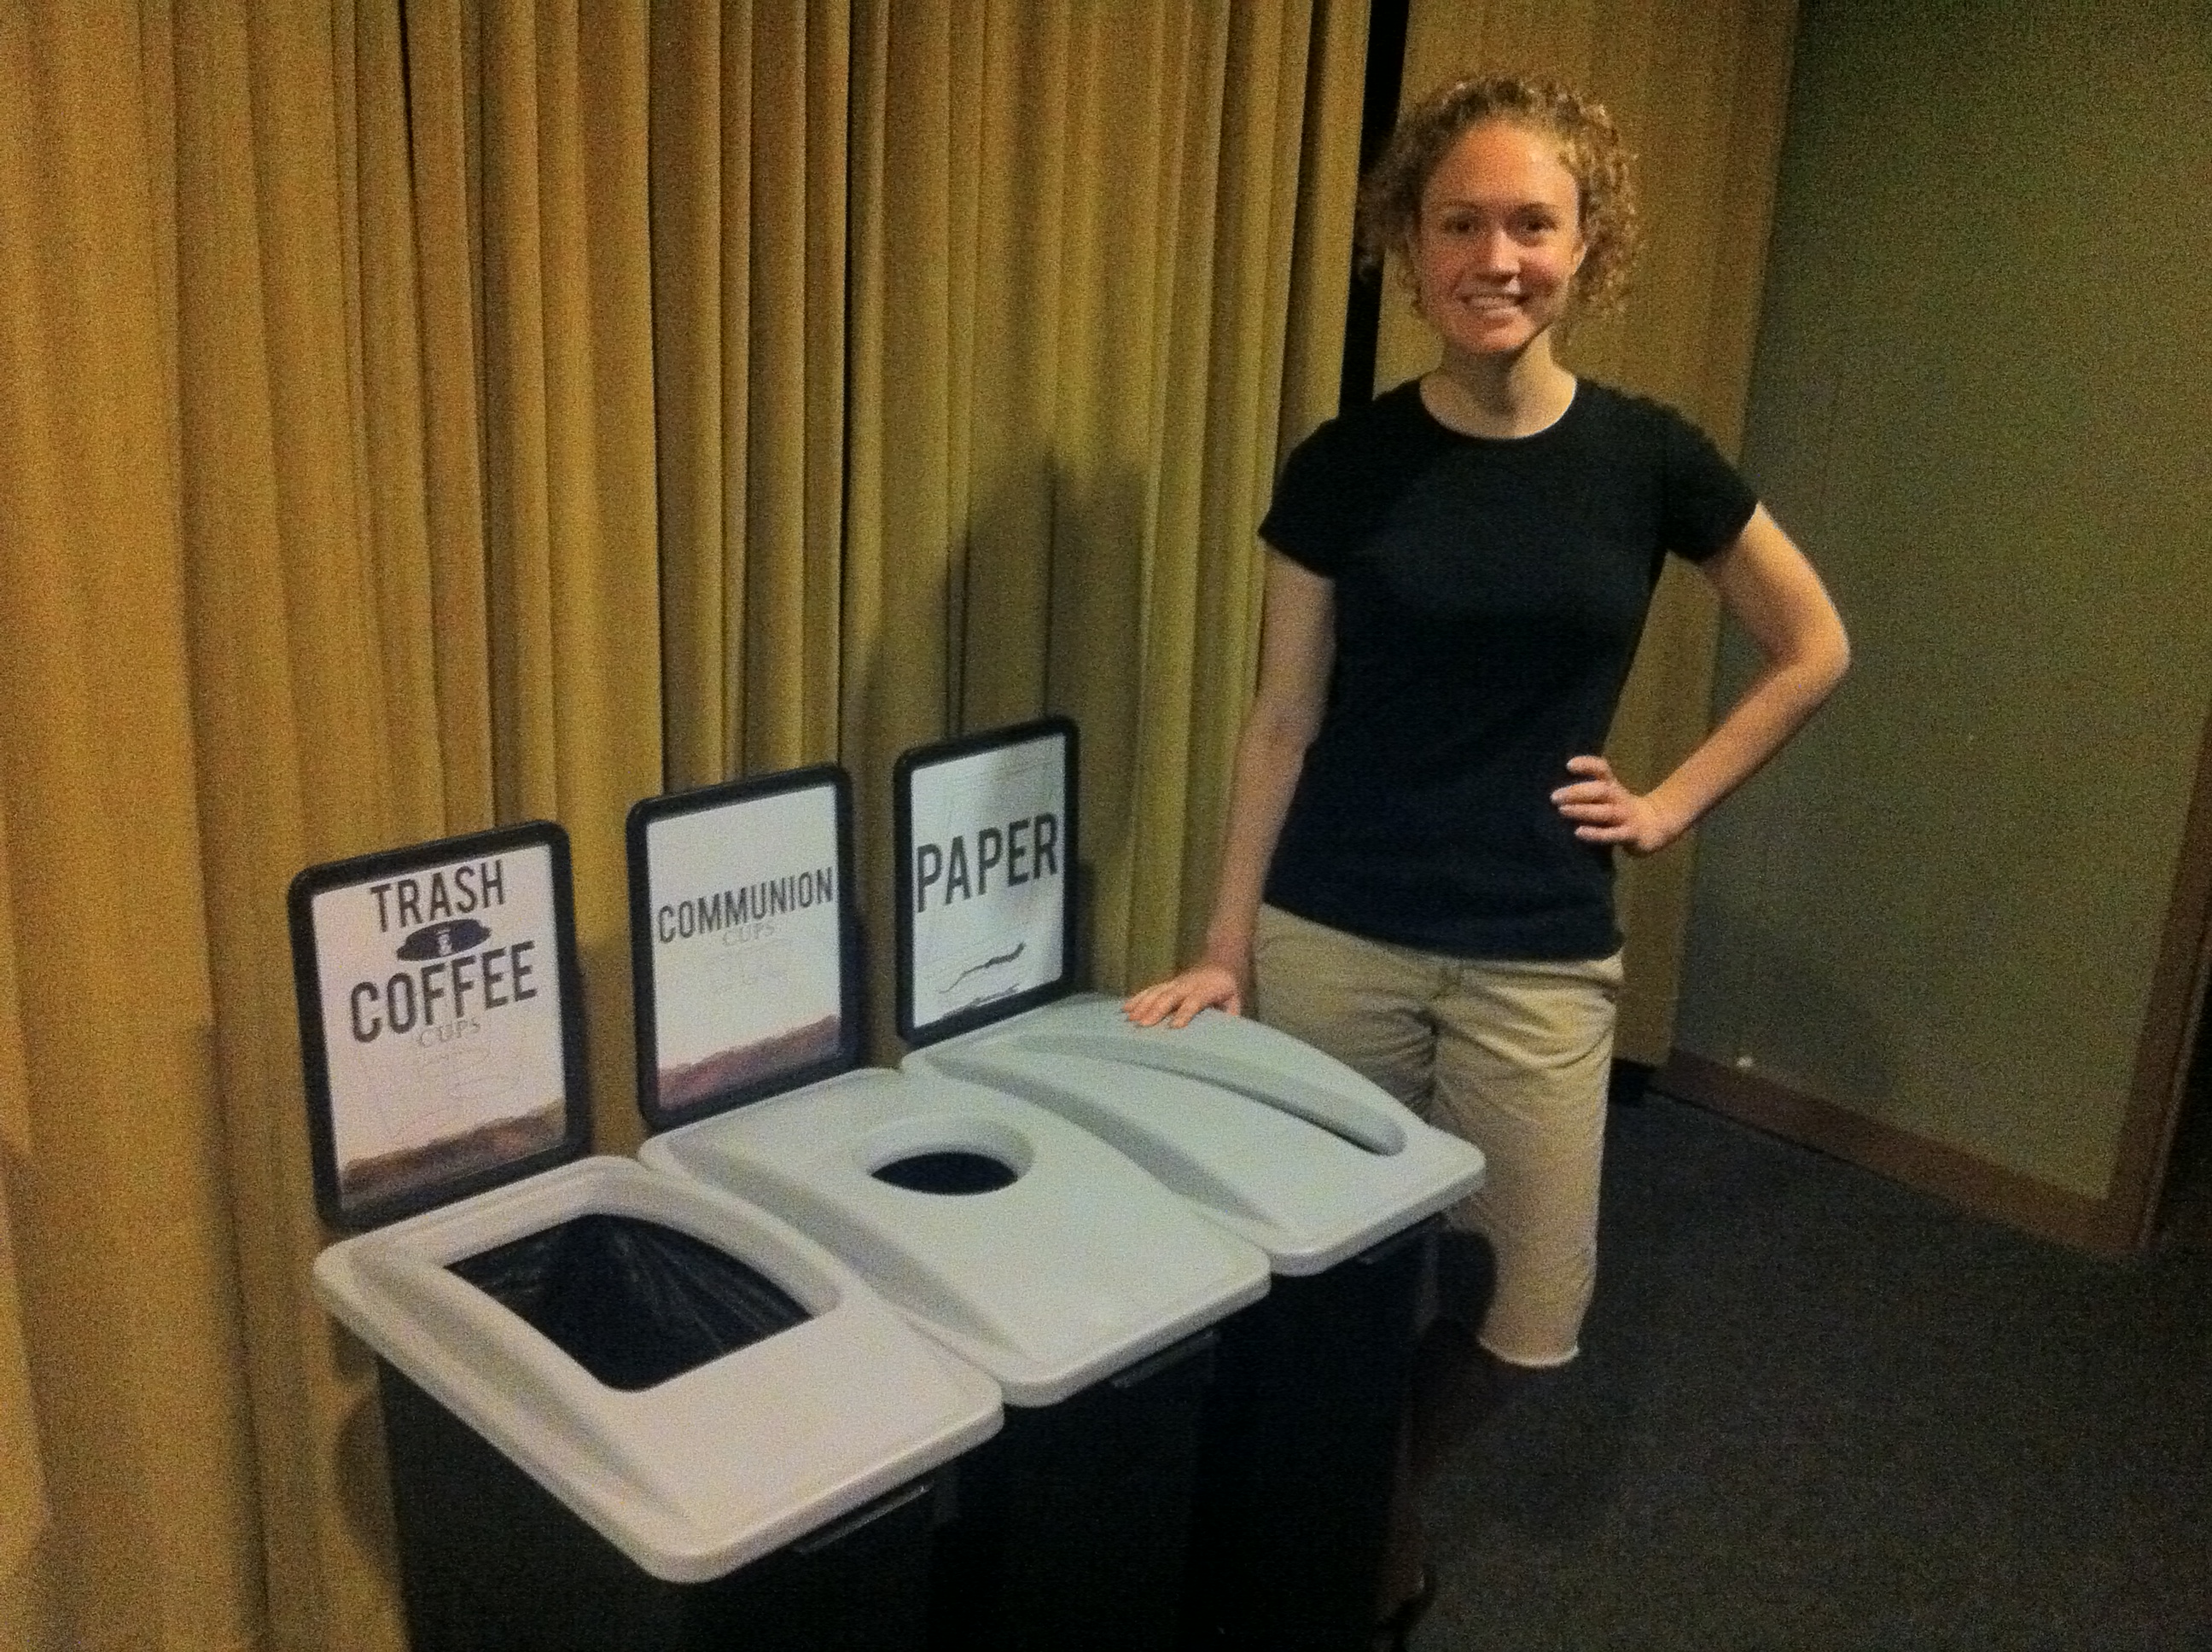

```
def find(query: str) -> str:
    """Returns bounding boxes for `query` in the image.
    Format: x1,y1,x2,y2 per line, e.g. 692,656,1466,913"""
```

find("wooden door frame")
2109,700,2212,1251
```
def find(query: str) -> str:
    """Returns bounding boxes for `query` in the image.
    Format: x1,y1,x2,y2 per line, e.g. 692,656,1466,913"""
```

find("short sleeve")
1258,416,1364,577
1661,413,1759,561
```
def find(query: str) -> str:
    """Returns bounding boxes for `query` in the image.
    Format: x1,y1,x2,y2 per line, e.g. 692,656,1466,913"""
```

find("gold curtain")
839,0,1352,1013
1381,0,1800,1062
0,3,1365,1647
3,9,265,1649
649,0,1363,1041
4,2,662,1647
650,1,851,787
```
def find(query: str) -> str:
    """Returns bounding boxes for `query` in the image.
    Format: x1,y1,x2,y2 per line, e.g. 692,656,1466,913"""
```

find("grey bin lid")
638,1067,1272,1407
312,1155,1002,1582
905,993,1486,1277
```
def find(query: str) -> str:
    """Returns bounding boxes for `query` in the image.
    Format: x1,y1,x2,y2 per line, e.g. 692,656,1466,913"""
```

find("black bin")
629,756,1269,1652
293,822,1001,1652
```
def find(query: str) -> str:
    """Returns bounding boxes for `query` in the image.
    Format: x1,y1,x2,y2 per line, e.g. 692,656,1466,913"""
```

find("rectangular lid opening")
448,1213,812,1392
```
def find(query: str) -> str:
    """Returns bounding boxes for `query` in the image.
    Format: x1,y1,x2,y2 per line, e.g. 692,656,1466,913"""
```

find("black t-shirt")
1259,377,1758,960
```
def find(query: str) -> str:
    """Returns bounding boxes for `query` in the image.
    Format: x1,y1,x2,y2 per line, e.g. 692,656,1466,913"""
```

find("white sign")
905,726,1068,1035
310,841,568,1209
642,781,846,1113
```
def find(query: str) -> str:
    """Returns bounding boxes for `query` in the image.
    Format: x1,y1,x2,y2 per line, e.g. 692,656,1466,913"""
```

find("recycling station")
892,719,1487,1651
629,762,1270,1651
290,819,1001,1652
291,717,1487,1652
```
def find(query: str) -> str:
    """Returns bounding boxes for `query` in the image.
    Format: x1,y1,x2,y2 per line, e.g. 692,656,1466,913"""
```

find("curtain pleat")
0,767,42,1635
1277,0,1367,452
843,0,961,1045
1129,1,1326,986
568,0,662,1149
481,2,562,819
1197,0,1368,981
649,0,737,786
1084,0,1227,990
1041,3,1173,989
790,4,852,769
351,0,459,833
403,0,499,828
172,3,412,1645
478,0,661,1150
0,67,60,1631
652,0,848,786
952,9,1069,730
3,9,267,1649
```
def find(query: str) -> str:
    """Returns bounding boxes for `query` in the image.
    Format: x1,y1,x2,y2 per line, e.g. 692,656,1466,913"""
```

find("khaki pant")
1251,904,1621,1368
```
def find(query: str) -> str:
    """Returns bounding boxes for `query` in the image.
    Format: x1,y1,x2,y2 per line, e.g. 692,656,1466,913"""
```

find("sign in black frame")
626,765,863,1132
894,716,1079,1048
288,820,589,1233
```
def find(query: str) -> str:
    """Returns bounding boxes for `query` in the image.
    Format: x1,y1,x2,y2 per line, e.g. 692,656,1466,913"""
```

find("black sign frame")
626,764,864,1133
893,715,1079,1048
288,819,589,1233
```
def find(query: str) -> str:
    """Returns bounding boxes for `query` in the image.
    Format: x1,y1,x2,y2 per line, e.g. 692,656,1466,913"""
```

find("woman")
1123,73,1849,1639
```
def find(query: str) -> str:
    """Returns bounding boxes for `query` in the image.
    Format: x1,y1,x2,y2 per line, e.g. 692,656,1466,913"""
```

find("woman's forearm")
1122,552,1334,1027
1201,711,1313,964
1644,643,1848,840
1554,507,1848,855
1199,556,1336,964
1650,508,1851,835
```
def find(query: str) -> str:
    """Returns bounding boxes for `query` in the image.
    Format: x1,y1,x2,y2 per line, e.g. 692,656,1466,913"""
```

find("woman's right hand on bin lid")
1122,958,1245,1029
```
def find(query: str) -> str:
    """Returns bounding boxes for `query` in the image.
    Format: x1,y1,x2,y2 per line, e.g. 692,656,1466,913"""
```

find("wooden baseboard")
1656,1050,2135,1257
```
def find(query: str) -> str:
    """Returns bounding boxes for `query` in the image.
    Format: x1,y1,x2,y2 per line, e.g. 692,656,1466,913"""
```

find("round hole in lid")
859,1112,1033,1195
871,1150,1020,1195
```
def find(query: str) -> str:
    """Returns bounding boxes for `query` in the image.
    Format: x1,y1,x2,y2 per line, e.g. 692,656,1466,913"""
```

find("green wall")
1676,0,2212,1200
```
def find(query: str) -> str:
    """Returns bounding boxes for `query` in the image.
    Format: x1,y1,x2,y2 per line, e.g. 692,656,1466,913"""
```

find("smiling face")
1410,119,1587,365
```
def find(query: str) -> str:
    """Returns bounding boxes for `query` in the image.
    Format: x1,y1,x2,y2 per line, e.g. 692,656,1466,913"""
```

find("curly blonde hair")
1356,73,1641,317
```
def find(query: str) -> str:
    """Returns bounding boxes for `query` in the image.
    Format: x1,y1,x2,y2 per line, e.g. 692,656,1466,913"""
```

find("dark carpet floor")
1412,1094,2212,1652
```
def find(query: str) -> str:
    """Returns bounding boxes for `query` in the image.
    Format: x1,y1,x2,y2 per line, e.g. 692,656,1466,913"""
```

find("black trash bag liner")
450,1213,810,1391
